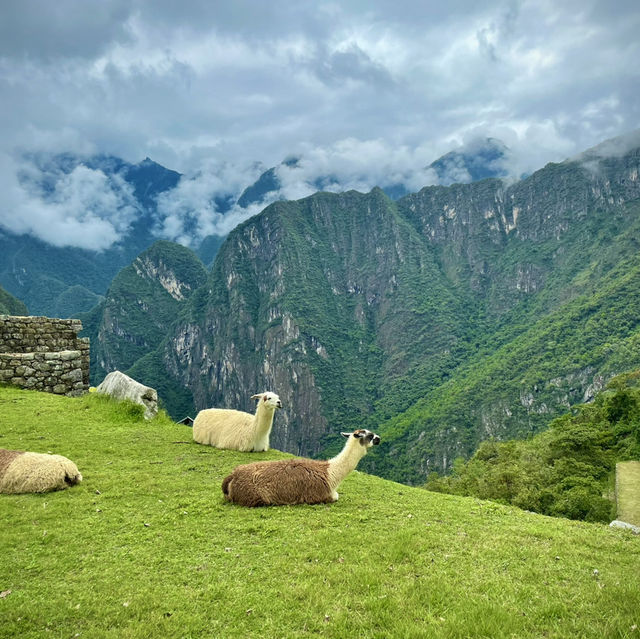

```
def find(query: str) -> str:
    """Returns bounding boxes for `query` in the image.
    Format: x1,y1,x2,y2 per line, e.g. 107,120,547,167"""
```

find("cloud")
0,0,133,60
151,137,443,245
275,139,439,197
312,43,397,88
0,154,138,250
572,127,640,176
0,0,638,249
153,160,265,243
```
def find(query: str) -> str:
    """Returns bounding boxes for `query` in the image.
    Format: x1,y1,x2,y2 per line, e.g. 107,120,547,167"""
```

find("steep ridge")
159,188,467,454
80,241,207,388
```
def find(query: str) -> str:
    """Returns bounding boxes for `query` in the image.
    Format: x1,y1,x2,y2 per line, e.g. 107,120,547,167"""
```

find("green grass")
617,461,640,527
1,385,639,639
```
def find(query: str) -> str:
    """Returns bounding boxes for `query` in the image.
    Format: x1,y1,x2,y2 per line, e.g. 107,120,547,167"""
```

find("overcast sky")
1,0,639,249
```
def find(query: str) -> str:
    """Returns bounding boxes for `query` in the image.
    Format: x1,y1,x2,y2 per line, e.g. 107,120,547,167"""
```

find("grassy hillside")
0,386,639,638
617,462,640,527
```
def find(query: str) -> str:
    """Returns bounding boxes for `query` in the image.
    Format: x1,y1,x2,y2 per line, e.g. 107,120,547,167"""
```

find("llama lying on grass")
222,428,380,506
0,448,82,494
193,391,282,452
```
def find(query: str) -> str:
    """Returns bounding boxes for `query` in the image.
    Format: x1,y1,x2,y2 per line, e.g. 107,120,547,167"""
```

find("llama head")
251,392,282,410
341,429,381,448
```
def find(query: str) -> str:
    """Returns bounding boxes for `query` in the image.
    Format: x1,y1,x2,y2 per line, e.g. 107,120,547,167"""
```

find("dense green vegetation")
425,371,640,522
1,385,639,638
79,240,207,387
0,285,28,315
366,226,640,483
0,230,125,318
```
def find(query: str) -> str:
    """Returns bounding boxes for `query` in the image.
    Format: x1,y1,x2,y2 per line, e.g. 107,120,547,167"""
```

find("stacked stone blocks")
0,315,90,397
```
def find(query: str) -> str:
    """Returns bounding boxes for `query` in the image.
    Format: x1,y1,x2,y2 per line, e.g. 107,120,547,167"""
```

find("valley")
78,135,640,484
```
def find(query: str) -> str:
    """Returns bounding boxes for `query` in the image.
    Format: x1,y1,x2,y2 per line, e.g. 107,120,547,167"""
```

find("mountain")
0,284,28,315
236,166,282,209
97,134,637,486
428,137,510,185
9,133,640,488
0,141,512,318
0,154,181,317
79,240,207,414
0,230,109,317
369,139,640,482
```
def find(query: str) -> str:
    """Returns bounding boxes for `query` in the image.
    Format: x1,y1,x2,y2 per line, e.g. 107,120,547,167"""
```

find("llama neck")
253,403,275,433
327,439,367,490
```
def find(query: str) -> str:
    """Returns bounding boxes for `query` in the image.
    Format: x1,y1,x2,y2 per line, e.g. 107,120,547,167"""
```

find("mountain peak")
429,137,510,186
138,156,162,167
570,129,640,163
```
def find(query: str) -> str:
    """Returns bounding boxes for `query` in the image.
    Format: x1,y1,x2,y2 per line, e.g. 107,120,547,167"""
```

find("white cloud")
574,128,640,165
153,160,265,244
0,0,638,249
151,137,444,244
0,154,138,250
275,138,440,197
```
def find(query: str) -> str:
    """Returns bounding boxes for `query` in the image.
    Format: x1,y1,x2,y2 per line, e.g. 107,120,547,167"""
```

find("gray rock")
609,520,640,534
96,370,158,420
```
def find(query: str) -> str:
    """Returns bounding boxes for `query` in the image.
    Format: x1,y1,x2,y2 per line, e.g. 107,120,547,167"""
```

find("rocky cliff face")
85,241,207,384
162,192,404,454
400,146,640,298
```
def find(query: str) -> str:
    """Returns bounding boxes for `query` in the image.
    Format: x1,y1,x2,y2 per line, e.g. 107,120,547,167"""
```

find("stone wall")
0,315,90,396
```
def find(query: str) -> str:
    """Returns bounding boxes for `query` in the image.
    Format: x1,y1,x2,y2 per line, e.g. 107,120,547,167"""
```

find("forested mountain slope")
424,370,640,522
0,156,181,317
0,284,28,315
79,241,207,396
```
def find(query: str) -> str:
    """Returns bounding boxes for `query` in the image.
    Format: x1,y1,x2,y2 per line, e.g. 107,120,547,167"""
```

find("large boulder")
609,520,640,534
96,371,158,419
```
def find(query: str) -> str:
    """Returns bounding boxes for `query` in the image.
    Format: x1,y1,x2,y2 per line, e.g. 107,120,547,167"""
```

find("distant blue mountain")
429,138,510,185
0,154,182,317
235,138,511,208
122,157,182,208
237,167,280,208
0,140,512,317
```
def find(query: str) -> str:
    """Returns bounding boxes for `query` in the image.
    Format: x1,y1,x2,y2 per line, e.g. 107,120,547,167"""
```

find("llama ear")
341,432,352,438
250,394,261,401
